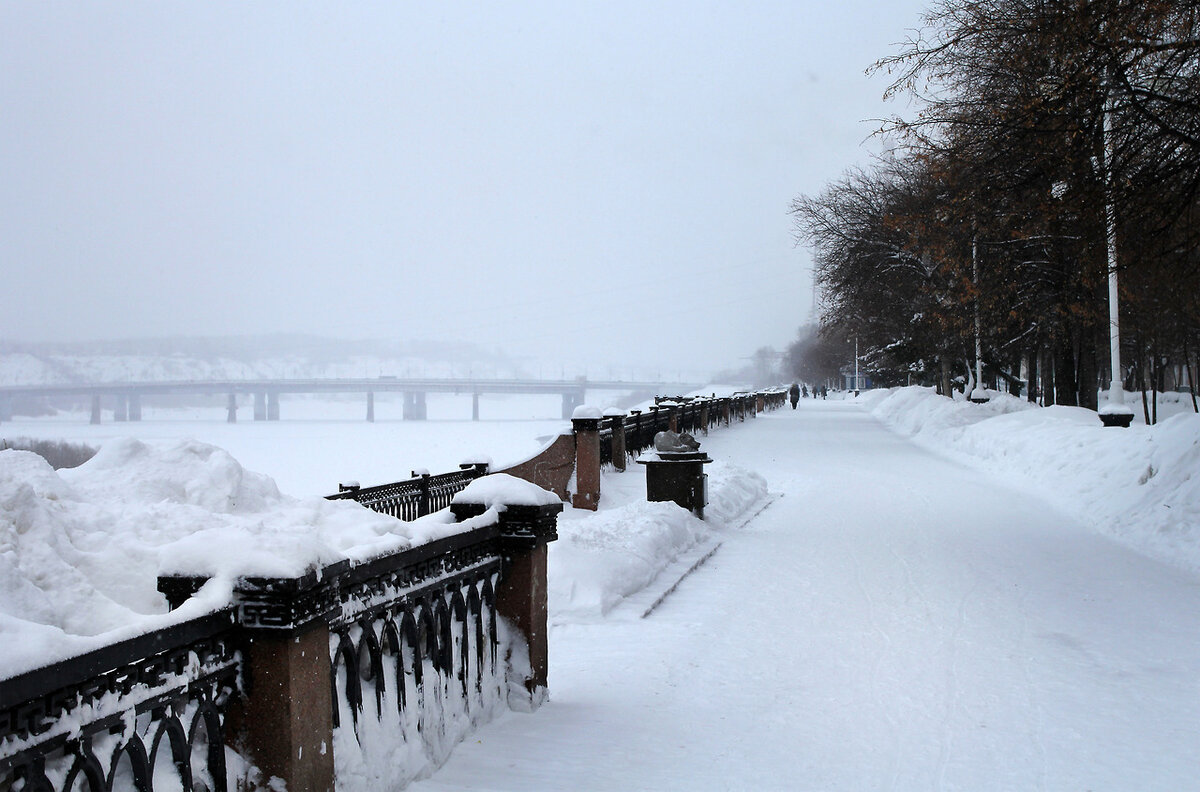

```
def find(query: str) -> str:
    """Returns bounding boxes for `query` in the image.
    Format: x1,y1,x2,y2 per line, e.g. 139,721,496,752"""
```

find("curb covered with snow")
858,387,1200,574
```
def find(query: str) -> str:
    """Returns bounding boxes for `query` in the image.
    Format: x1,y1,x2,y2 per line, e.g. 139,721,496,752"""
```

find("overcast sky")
2,1,926,379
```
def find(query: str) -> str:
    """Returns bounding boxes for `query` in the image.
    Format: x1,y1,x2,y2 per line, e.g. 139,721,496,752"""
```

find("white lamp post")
1099,81,1134,427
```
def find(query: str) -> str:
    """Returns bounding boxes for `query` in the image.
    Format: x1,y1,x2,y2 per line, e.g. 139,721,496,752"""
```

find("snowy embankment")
858,386,1200,573
0,438,475,678
550,458,767,621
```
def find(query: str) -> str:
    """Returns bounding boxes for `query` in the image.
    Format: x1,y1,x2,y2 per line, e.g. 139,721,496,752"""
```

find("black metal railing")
327,463,489,520
0,609,241,792
327,525,506,775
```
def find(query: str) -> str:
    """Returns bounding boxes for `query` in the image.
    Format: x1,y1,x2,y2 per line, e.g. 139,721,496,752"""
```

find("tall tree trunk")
939,356,952,399
1185,336,1199,413
1138,340,1151,426
1054,339,1078,407
1078,326,1099,411
1151,346,1159,425
1027,347,1039,403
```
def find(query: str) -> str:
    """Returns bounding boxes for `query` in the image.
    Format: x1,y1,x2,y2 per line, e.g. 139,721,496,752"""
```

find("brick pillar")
451,493,562,712
158,572,338,792
667,405,679,433
604,409,627,471
700,400,710,436
90,394,102,425
722,399,731,426
226,624,336,792
571,410,602,510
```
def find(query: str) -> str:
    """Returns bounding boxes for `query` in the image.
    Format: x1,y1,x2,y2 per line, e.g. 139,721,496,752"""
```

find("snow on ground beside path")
414,399,1200,792
550,458,767,620
860,386,1200,573
0,438,478,678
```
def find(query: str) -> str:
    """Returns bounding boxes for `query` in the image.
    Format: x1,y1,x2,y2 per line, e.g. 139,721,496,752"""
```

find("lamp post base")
1099,412,1134,428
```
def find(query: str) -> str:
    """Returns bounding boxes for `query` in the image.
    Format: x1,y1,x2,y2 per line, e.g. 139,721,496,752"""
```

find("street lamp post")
1099,80,1134,427
970,234,989,403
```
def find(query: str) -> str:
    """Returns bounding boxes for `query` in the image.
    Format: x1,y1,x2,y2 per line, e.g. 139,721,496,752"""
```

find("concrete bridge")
0,377,704,424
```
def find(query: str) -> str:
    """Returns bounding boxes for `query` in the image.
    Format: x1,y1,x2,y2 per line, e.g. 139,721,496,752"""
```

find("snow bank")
0,438,464,678
549,460,768,620
863,387,1200,573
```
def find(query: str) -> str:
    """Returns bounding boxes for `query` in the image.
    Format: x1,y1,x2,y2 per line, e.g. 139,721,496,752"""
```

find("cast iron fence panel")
326,525,506,775
0,609,241,792
326,466,487,521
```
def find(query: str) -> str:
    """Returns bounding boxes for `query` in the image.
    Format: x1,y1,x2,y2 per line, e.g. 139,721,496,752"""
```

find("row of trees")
790,0,1200,420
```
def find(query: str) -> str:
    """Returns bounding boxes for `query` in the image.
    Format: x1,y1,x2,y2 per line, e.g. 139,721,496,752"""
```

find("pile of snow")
0,438,471,678
860,387,1200,573
549,460,768,620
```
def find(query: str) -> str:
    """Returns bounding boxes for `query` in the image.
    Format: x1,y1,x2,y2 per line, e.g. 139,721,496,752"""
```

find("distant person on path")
802,385,808,399
789,382,800,409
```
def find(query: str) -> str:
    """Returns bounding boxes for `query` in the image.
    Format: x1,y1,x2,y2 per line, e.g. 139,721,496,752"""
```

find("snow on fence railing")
0,608,242,792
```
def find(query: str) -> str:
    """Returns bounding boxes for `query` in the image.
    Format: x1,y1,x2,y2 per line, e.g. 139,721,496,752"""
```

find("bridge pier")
403,391,427,421
90,394,102,425
472,392,480,421
114,394,128,422
227,393,238,423
129,393,142,421
366,391,375,423
561,391,585,420
254,392,267,421
268,392,280,421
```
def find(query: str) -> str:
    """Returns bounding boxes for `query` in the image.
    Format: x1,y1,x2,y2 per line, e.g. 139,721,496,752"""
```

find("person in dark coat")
789,382,800,409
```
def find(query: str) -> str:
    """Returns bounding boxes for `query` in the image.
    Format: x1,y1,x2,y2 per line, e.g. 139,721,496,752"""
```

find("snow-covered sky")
1,1,924,378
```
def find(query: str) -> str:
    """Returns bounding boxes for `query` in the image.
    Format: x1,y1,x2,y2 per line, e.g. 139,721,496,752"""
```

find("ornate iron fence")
326,464,489,520
0,610,241,792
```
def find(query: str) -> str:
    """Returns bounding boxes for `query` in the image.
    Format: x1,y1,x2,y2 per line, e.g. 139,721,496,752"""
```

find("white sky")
1,1,925,379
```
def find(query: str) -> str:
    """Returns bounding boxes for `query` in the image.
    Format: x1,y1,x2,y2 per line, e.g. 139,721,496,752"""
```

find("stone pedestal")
638,450,713,519
571,414,602,510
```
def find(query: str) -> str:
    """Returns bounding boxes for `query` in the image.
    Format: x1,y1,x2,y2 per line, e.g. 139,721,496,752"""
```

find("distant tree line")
1,437,97,469
789,0,1200,421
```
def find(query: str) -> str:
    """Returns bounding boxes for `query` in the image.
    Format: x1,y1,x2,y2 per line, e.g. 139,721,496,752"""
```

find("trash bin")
637,450,713,519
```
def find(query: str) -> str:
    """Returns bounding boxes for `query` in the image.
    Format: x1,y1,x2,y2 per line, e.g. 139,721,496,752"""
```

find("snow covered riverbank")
858,386,1200,574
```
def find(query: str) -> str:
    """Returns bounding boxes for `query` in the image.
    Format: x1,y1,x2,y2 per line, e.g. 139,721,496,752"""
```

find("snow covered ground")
411,396,1200,791
4,391,1199,789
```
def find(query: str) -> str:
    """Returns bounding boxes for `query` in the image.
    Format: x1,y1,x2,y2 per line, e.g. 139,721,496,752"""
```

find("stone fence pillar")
451,486,563,711
699,400,710,435
571,407,602,510
159,572,338,792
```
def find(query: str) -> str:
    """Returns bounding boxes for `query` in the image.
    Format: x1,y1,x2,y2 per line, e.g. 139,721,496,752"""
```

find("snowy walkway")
413,400,1200,791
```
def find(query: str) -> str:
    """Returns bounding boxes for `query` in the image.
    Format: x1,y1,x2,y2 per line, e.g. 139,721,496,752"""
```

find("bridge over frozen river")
0,376,703,423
